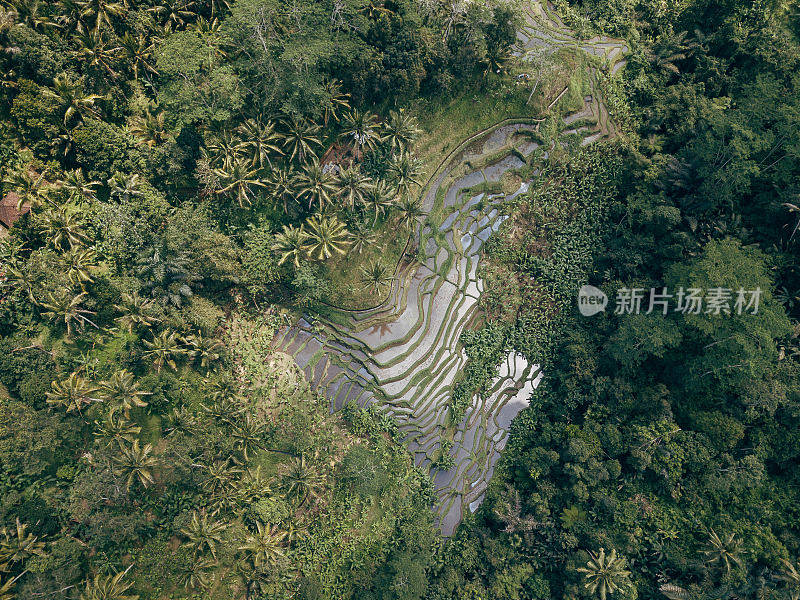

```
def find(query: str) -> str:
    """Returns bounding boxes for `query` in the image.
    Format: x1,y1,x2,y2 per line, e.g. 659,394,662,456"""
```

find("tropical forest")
0,0,798,598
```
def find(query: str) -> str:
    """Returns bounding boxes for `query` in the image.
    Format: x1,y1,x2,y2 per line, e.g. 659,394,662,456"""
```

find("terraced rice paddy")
272,1,627,535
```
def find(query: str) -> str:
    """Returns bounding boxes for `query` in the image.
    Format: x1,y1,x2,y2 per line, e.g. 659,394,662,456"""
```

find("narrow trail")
272,1,628,535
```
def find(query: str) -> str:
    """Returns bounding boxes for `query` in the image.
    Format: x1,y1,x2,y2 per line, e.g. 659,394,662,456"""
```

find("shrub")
72,118,142,181
182,295,224,334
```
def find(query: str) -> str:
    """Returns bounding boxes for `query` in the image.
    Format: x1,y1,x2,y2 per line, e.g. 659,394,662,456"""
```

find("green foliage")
428,1,800,598
450,322,508,423
72,119,142,182
157,30,244,127
242,223,284,296
4,0,798,598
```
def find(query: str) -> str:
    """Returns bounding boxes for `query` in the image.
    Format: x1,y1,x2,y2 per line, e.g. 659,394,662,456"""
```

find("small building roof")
0,192,30,230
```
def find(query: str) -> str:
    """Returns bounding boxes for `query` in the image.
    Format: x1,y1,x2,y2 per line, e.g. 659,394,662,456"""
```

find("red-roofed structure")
0,192,30,235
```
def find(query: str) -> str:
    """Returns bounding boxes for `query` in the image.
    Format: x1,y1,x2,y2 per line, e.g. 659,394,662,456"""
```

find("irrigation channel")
272,1,628,535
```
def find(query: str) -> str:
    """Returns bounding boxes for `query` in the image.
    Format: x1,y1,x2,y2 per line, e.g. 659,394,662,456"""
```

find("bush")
242,224,284,297
182,295,224,334
248,496,291,525
338,445,390,498
0,337,57,408
72,118,142,181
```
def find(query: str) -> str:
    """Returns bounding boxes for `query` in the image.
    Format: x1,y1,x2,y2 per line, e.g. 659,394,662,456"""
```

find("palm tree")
114,292,161,334
283,516,309,547
702,529,744,575
321,78,351,126
239,522,287,569
208,0,230,17
231,413,267,461
236,118,283,170
349,220,378,255
0,573,23,600
46,372,100,413
50,131,77,159
39,205,88,250
214,157,265,208
7,0,56,31
482,46,512,77
72,29,122,79
43,72,103,127
281,116,322,163
645,29,697,75
272,225,308,268
77,0,126,31
0,519,46,565
394,196,423,230
51,0,82,33
362,180,396,224
94,412,142,449
264,167,297,214
783,201,800,241
119,32,157,81
0,5,15,33
384,109,421,152
204,129,242,169
198,458,241,496
280,455,323,507
142,330,184,372
303,213,350,261
577,548,632,600
189,15,221,36
388,151,423,198
0,236,25,265
64,248,97,288
234,465,271,504
79,567,138,600
59,168,101,201
163,406,194,437
360,261,393,294
340,109,382,159
179,555,215,591
136,239,198,307
150,0,197,32
40,289,97,337
360,0,394,20
109,172,143,202
2,264,36,304
99,370,149,415
183,332,223,370
774,558,800,600
113,439,158,490
181,510,228,559
129,108,168,147
297,161,337,211
336,166,372,210
441,0,467,41
2,166,52,211
203,370,239,402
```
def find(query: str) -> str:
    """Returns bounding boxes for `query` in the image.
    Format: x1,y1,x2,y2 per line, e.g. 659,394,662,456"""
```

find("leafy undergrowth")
5,311,439,600
447,143,624,414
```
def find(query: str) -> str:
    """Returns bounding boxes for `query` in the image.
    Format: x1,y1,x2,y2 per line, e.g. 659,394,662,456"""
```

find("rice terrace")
273,0,629,535
1,0,798,598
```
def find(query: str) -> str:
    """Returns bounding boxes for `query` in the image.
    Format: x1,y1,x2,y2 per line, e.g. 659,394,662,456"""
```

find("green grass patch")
317,218,409,310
